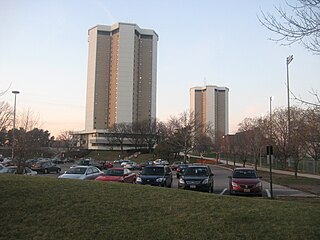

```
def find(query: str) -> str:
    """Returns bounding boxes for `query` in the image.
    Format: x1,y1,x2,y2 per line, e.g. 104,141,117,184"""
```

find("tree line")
225,105,320,176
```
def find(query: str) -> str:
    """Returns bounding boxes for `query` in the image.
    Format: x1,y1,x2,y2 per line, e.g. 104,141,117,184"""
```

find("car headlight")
179,178,185,184
202,178,209,184
255,182,262,187
136,177,142,182
231,182,238,187
156,177,164,183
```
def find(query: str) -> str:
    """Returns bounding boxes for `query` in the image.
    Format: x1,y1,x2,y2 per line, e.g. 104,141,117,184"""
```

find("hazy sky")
1,0,319,137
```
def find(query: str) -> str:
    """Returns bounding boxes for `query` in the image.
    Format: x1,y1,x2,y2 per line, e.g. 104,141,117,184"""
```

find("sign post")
267,145,273,198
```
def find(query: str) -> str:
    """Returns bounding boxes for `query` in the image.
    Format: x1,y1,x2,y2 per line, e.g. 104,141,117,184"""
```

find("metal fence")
220,153,320,175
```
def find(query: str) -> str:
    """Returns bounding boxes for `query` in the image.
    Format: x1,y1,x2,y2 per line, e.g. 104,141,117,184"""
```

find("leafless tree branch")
259,0,320,54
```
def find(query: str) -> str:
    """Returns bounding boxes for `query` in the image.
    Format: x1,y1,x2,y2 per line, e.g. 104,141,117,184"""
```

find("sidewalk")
187,154,320,180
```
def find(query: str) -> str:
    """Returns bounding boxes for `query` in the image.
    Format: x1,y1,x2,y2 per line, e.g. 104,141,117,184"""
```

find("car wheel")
56,168,61,173
44,169,49,174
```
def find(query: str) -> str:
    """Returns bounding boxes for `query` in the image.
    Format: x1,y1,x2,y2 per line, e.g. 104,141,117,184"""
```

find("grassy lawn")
257,170,320,195
1,175,320,240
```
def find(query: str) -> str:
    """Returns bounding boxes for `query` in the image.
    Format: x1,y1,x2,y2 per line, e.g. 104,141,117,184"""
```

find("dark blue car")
136,165,172,187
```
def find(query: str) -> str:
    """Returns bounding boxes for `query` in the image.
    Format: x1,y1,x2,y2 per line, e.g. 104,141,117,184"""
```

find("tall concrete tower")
85,23,158,131
190,85,229,145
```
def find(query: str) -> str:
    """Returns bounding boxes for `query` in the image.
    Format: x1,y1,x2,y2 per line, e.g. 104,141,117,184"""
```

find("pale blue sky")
1,0,319,137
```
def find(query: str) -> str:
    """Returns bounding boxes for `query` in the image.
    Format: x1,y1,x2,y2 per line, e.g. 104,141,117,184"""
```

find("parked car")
153,159,169,165
122,161,142,170
102,161,113,169
136,165,172,187
52,158,65,164
120,160,131,166
58,166,102,180
178,165,214,192
228,168,262,196
76,159,103,170
139,161,153,169
31,161,61,174
176,164,189,178
0,166,37,175
170,161,185,171
95,168,136,183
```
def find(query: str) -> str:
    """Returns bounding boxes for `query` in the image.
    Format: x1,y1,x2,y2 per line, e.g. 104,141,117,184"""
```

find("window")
86,168,93,175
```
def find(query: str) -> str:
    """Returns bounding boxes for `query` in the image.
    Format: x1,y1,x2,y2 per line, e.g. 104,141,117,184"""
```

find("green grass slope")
0,175,319,240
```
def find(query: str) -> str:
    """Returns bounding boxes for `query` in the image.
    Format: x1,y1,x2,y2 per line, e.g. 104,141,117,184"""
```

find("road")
39,162,315,198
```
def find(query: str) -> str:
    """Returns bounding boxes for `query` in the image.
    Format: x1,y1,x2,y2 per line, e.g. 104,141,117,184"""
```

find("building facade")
190,85,229,146
80,23,158,150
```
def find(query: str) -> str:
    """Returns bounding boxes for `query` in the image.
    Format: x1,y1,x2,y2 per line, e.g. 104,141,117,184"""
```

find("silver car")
58,166,102,180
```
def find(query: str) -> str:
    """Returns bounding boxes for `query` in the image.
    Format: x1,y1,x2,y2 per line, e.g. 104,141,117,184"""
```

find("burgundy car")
229,168,262,196
102,161,113,169
95,168,136,183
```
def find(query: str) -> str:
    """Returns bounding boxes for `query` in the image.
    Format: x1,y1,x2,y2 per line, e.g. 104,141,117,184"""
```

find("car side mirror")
259,176,262,179
210,173,214,176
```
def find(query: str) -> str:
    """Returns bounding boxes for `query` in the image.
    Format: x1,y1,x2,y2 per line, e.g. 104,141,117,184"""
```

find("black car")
136,165,172,187
178,165,214,192
176,164,189,178
31,161,61,174
77,159,103,170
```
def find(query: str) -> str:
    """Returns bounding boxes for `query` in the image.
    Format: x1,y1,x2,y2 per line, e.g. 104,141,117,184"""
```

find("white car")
120,160,131,166
58,166,102,180
123,161,137,170
153,159,169,165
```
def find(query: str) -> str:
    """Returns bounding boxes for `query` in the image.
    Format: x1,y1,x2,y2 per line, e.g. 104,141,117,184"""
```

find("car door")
164,167,172,187
124,169,134,183
85,167,94,180
91,167,101,179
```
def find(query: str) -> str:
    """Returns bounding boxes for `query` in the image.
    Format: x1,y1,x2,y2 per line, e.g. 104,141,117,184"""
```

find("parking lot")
34,161,316,198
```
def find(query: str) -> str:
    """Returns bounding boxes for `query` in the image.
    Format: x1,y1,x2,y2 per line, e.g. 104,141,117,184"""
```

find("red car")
102,161,113,169
228,168,262,196
95,168,136,183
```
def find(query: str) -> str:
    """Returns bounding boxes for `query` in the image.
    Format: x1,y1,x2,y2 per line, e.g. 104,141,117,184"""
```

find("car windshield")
184,167,208,176
103,169,123,176
179,164,189,169
233,170,258,178
66,167,87,175
142,167,164,175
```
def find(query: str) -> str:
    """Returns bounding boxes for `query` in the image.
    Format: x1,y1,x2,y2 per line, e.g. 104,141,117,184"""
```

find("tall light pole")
269,96,274,198
11,90,20,160
286,55,293,151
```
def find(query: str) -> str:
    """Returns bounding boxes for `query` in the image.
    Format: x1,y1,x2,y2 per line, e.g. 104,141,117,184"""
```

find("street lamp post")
286,55,293,151
11,90,20,160
269,96,274,198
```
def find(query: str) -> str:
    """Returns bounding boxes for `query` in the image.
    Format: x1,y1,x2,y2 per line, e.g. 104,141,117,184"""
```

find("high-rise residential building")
77,23,158,150
190,85,229,145
85,22,158,131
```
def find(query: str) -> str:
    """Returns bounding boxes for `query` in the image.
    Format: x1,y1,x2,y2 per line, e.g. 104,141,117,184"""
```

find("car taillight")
177,168,180,172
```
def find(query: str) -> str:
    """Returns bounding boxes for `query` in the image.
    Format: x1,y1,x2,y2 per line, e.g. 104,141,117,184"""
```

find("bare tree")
298,107,320,173
238,117,269,170
109,123,132,154
291,89,320,107
259,0,320,54
57,130,79,156
0,83,12,97
0,102,12,131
